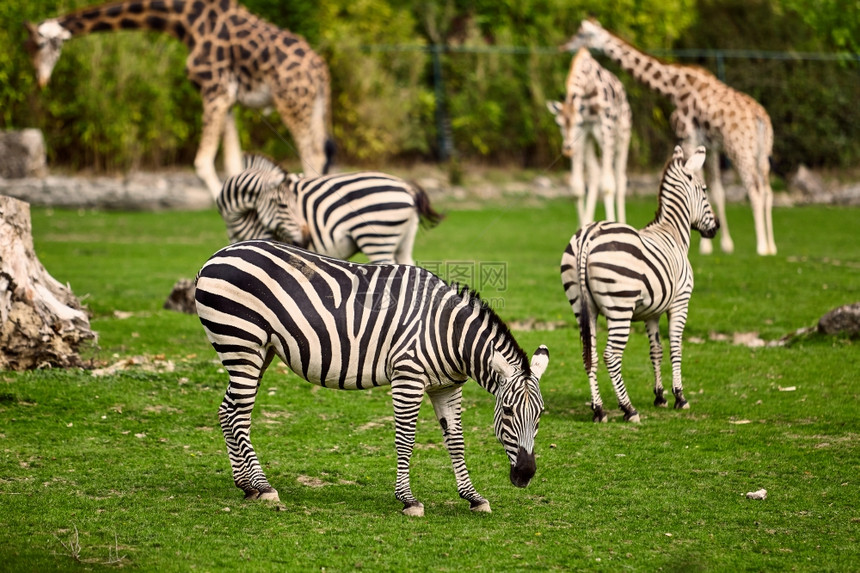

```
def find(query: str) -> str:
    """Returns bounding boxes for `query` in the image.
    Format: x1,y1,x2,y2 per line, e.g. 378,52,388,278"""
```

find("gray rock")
0,129,47,179
163,279,197,315
818,302,860,336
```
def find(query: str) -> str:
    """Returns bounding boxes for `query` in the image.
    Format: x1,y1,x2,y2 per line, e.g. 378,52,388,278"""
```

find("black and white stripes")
216,155,443,264
195,240,548,515
560,145,719,422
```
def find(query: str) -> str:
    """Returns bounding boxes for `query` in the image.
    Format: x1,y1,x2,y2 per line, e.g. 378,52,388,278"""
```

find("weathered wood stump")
0,195,95,370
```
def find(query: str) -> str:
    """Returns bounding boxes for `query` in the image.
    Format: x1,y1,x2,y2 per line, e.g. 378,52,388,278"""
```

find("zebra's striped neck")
645,160,694,251
445,285,529,396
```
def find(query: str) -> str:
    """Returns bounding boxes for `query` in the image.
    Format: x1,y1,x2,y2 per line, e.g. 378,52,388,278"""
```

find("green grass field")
1,195,858,571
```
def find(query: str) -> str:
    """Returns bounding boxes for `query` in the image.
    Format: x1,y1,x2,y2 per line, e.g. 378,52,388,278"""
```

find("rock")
746,489,767,500
790,164,827,198
163,279,197,314
817,302,860,336
0,129,47,179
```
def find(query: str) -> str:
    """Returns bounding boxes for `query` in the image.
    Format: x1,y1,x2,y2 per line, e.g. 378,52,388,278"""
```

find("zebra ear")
672,145,684,160
546,100,562,117
490,351,516,382
530,345,550,379
684,146,706,173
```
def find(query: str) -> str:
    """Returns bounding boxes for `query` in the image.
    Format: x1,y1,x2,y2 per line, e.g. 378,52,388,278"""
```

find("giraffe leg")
646,318,667,407
218,347,279,501
614,123,631,225
703,150,733,254
390,375,427,516
764,181,777,255
569,128,588,228
603,314,639,422
597,121,617,222
273,81,329,177
584,140,602,224
392,214,420,266
196,94,232,199
428,386,490,513
222,109,244,177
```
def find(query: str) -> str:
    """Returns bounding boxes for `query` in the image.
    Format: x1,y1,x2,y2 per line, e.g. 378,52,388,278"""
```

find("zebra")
560,145,719,423
216,154,443,265
195,240,549,516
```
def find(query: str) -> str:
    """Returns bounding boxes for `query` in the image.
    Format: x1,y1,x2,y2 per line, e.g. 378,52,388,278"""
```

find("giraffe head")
560,19,610,53
546,100,578,158
24,20,71,88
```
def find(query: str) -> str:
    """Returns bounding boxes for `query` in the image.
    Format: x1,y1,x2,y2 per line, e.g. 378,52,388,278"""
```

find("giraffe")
547,47,632,228
562,19,777,256
25,0,334,199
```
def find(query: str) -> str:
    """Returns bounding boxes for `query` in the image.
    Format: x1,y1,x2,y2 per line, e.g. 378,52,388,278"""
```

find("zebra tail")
411,182,445,228
577,228,594,371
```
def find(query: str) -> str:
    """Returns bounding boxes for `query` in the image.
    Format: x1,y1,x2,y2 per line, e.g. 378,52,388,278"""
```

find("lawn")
1,194,858,571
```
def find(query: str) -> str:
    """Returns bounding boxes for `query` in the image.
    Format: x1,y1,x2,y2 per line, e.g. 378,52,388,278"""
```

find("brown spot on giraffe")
25,0,333,198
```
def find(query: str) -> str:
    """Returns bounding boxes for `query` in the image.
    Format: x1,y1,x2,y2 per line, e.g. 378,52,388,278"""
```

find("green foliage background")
1,0,858,173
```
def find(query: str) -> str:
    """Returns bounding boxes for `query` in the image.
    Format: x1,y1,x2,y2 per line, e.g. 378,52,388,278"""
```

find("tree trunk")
0,195,95,370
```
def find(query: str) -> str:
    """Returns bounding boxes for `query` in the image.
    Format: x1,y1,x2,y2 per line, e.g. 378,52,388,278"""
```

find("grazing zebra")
216,155,443,265
195,240,549,516
560,145,719,422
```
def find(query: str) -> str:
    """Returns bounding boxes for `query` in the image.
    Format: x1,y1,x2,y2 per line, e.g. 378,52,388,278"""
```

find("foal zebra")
195,240,548,516
560,146,719,422
216,155,443,264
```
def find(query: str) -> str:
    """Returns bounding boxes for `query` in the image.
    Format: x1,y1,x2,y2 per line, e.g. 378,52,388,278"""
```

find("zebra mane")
242,153,290,176
645,152,684,228
447,281,530,374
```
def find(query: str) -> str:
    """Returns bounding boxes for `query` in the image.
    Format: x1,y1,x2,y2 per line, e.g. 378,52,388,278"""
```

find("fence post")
430,44,455,161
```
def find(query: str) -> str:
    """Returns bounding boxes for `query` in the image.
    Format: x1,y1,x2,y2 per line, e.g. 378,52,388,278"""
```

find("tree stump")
0,195,95,370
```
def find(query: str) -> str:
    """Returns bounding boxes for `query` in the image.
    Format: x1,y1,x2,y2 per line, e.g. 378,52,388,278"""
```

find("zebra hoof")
258,489,280,502
654,394,668,407
470,500,491,513
674,400,690,410
624,411,641,423
243,489,260,500
402,502,425,517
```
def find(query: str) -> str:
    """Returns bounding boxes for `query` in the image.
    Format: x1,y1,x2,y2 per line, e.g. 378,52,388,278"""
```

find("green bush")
1,0,858,171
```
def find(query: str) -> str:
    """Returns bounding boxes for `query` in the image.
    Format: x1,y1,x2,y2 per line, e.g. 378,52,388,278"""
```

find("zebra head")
24,20,70,89
490,345,549,488
674,146,720,239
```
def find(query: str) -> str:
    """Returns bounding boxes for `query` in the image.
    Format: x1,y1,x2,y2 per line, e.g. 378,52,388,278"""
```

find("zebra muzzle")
510,447,536,488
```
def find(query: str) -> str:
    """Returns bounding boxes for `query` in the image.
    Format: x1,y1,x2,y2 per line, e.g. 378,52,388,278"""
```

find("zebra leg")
218,347,280,501
392,214,420,266
667,309,690,410
646,318,667,407
427,385,490,513
391,376,426,516
603,316,639,422
582,311,606,423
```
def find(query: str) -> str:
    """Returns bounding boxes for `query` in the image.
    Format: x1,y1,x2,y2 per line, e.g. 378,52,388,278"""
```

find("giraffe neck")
56,0,225,48
599,32,687,102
